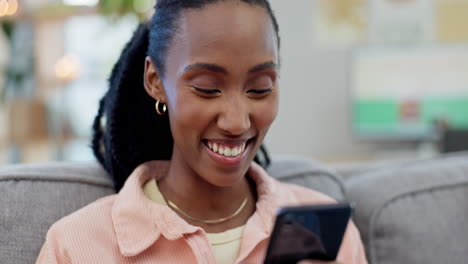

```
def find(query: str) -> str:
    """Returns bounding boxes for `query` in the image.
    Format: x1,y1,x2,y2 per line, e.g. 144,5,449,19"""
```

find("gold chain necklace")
165,197,249,224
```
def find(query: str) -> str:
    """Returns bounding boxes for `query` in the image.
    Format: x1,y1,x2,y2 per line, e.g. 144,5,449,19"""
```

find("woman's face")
146,1,279,187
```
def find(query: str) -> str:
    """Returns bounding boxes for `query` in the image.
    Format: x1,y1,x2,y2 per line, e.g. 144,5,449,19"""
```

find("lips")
202,138,254,166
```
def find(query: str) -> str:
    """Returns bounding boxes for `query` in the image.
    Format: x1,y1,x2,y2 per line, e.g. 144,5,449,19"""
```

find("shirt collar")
111,160,279,257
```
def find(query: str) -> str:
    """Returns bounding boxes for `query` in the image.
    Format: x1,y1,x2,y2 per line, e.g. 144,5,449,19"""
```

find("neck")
157,154,256,231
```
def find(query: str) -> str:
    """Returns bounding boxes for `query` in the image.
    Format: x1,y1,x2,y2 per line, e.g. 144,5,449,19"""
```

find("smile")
205,140,247,157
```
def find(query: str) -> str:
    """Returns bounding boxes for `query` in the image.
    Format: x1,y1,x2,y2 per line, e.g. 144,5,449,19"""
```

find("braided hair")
91,0,280,192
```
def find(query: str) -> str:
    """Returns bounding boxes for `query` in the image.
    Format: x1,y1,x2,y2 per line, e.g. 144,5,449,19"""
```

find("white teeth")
206,141,247,157
224,148,231,156
232,148,239,156
219,146,224,155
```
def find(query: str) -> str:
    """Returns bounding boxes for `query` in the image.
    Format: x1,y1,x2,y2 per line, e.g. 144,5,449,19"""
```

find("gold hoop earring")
155,100,167,116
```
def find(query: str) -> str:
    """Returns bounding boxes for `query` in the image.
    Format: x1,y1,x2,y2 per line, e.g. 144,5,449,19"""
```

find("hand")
297,261,342,264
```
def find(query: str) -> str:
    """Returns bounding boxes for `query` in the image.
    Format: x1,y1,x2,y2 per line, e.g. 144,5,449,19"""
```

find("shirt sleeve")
36,227,70,264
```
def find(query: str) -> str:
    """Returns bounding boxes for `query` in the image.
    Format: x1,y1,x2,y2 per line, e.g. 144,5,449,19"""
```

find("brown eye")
191,86,221,95
189,75,218,90
247,75,274,95
248,88,273,94
188,75,221,97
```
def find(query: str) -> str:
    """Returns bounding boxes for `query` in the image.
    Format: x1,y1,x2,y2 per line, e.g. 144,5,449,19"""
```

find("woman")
37,0,367,263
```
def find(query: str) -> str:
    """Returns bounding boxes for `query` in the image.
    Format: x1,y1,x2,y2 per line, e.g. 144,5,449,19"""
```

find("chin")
203,163,251,188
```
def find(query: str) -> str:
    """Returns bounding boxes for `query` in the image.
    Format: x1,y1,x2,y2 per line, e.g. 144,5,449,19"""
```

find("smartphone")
263,203,353,264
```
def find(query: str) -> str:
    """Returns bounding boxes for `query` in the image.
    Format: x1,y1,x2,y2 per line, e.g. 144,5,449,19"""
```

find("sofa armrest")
346,153,468,264
0,162,114,264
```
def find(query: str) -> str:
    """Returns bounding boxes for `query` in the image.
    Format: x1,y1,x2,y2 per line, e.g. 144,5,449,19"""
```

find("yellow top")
143,179,244,264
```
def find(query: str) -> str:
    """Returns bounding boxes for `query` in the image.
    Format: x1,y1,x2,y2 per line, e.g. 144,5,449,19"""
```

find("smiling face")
144,1,279,187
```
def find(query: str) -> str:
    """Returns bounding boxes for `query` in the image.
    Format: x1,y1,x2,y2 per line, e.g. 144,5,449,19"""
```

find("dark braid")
92,0,279,192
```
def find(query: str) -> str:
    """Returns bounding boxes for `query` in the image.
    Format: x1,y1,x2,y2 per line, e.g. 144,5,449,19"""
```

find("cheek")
168,92,212,135
252,94,279,132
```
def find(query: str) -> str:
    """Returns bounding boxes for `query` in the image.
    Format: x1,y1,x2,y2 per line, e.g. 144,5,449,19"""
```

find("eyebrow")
248,61,278,73
183,61,278,75
183,63,228,74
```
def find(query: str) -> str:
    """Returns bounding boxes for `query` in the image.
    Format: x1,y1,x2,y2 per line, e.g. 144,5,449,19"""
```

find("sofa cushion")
0,162,114,264
268,155,346,201
345,153,468,264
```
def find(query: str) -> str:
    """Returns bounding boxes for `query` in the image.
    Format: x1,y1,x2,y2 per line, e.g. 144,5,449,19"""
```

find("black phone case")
263,203,352,264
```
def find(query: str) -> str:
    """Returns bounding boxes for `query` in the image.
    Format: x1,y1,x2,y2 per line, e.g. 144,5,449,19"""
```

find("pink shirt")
37,161,367,263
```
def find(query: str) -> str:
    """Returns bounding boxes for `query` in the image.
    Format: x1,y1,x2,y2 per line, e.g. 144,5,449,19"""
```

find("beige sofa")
1,152,467,263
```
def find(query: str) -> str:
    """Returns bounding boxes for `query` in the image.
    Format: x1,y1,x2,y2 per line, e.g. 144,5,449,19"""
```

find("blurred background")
0,0,467,166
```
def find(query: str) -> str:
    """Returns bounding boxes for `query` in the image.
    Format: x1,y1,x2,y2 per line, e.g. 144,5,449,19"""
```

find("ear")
144,56,166,103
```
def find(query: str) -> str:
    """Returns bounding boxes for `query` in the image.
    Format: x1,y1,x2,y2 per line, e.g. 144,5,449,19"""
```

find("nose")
217,95,251,136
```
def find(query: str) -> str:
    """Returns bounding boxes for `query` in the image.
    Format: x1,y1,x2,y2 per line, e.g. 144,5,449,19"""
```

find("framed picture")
368,0,434,44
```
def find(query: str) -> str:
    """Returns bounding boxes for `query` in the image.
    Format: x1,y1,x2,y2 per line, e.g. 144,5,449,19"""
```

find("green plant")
1,21,15,103
1,21,14,39
99,0,154,21
0,20,34,103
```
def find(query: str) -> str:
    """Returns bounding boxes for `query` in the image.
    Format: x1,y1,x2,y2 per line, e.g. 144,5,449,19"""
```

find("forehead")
167,1,278,70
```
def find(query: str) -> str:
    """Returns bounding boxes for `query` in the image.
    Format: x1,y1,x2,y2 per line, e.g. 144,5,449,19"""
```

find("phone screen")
264,203,352,264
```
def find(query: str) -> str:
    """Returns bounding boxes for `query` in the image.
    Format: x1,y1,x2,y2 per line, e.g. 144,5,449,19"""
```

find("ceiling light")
6,0,18,16
0,0,9,17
